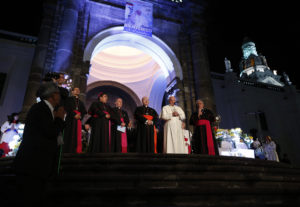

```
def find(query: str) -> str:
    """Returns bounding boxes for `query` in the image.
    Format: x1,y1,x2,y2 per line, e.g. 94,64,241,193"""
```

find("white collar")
44,100,54,119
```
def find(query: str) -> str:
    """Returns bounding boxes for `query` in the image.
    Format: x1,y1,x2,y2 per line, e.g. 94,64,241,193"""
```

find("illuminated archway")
83,26,183,114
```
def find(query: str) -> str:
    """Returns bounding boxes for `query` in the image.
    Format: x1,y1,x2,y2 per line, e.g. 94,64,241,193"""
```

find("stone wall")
212,71,300,164
0,37,35,124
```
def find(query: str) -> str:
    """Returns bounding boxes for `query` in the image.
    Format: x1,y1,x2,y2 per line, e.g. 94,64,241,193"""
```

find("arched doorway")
84,26,183,116
86,81,141,121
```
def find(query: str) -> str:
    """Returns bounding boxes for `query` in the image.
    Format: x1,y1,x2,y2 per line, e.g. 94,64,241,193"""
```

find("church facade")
1,0,300,164
19,0,215,122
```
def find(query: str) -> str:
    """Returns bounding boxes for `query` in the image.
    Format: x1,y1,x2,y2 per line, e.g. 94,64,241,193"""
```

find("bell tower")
239,38,284,86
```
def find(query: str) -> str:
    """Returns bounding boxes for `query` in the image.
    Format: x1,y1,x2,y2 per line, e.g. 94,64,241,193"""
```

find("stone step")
3,173,300,188
3,155,299,175
53,173,300,182
43,198,297,207
44,186,299,207
0,153,296,167
58,164,300,175
2,163,299,179
1,154,300,206
47,183,300,195
3,183,299,206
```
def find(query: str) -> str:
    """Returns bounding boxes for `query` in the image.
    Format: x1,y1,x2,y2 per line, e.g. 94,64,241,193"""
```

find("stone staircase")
1,153,300,206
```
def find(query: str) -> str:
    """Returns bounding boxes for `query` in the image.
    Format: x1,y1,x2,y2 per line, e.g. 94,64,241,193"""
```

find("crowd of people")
251,136,281,162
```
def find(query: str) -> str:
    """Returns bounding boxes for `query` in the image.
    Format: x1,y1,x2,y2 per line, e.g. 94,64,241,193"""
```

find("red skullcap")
97,92,104,98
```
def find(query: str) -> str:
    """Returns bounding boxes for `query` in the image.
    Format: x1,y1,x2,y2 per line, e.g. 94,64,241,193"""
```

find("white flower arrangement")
216,127,254,149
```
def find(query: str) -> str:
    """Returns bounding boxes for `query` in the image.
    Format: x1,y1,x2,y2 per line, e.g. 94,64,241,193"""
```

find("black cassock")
134,106,158,153
63,96,87,153
111,107,129,153
189,109,219,155
88,101,115,153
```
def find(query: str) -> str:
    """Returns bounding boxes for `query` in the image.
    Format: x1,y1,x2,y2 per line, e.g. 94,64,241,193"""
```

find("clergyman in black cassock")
111,98,130,153
134,96,158,153
13,82,65,207
63,87,87,153
88,92,115,153
189,99,219,155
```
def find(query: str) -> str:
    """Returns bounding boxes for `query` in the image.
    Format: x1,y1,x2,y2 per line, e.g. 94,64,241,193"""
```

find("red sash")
196,119,215,155
120,118,127,153
74,110,82,153
143,115,157,153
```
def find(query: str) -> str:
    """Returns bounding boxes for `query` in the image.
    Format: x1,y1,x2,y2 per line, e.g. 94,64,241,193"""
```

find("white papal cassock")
161,105,188,154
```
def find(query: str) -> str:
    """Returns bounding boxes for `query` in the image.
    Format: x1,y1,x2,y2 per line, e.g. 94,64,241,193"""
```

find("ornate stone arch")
86,80,142,106
83,26,183,82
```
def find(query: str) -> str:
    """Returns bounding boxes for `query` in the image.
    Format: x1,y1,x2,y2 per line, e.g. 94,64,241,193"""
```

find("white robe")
183,129,192,154
161,105,187,154
0,121,20,144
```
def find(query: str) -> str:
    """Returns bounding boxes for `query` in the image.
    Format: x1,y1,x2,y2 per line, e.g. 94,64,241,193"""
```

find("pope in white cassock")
161,96,188,154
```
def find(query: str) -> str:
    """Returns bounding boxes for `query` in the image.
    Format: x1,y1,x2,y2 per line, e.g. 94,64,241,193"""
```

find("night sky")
206,0,300,88
0,0,299,88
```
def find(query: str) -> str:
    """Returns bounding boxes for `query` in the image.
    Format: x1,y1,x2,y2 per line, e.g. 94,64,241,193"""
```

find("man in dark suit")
13,82,65,206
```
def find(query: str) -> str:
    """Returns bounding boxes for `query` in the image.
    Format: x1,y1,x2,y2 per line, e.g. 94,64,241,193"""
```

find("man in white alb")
161,96,187,154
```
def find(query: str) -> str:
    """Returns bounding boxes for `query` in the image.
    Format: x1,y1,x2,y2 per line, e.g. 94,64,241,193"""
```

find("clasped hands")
146,120,153,125
172,111,179,117
74,113,81,120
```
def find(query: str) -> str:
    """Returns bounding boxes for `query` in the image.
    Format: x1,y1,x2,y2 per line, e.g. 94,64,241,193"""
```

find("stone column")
175,79,185,112
79,61,90,94
178,31,196,128
20,2,56,121
189,28,216,113
53,0,81,73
